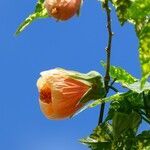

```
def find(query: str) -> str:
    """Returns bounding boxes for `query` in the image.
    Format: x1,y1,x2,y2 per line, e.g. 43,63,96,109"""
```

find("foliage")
110,0,150,87
81,77,150,149
81,123,150,150
81,64,150,149
80,123,113,150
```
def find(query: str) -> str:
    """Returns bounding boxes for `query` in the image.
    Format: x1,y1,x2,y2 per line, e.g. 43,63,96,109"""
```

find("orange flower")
44,0,82,21
37,68,105,120
37,68,91,119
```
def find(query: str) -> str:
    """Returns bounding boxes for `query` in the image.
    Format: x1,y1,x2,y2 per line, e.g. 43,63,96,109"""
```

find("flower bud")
44,0,81,21
37,68,105,120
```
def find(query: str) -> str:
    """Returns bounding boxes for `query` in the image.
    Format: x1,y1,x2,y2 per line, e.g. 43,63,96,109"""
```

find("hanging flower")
37,68,105,120
44,0,82,21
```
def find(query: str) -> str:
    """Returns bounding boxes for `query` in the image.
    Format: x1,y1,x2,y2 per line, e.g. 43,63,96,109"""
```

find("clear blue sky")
0,1,149,150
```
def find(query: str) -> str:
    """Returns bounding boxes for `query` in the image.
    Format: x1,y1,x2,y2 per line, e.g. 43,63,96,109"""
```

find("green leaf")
111,0,150,25
112,112,129,138
88,92,123,108
137,20,150,87
136,131,150,150
112,129,137,150
126,0,150,21
105,91,143,122
112,111,141,138
80,122,143,150
110,1,150,87
16,0,48,35
87,90,144,113
80,123,113,150
101,61,137,87
129,111,141,129
111,0,132,25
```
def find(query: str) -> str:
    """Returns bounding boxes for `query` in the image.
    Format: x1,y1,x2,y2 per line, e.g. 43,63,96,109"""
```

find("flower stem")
98,0,113,125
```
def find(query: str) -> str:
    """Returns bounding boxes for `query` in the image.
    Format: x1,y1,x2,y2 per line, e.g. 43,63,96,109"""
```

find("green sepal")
69,71,105,118
70,71,106,103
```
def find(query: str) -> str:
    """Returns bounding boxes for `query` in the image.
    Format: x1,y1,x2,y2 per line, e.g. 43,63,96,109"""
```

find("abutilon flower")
37,68,105,120
44,0,82,21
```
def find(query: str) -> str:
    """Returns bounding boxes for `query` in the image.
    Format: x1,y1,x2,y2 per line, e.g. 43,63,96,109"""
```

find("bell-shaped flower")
37,68,105,120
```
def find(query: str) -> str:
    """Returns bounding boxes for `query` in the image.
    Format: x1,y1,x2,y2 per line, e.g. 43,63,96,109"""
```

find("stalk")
98,0,113,125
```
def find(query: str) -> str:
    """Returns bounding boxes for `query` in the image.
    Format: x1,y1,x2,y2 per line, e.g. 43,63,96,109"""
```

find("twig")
109,85,118,92
142,116,150,125
110,78,117,86
137,110,150,125
98,0,113,125
109,78,118,92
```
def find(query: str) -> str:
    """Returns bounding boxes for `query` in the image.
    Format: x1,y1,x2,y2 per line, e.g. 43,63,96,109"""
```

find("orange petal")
39,100,54,119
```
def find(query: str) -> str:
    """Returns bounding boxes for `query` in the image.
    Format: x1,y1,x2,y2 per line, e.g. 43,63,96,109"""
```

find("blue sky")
0,0,149,150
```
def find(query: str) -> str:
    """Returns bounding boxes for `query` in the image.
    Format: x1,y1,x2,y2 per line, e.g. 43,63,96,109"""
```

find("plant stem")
142,116,150,125
98,0,113,125
109,86,118,92
139,110,150,124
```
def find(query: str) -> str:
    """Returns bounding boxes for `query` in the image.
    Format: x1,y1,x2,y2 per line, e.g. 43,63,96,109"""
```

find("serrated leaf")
80,123,113,150
111,0,132,25
137,20,150,87
110,1,150,87
111,0,150,25
80,122,144,150
16,0,48,35
101,61,137,87
126,0,150,21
